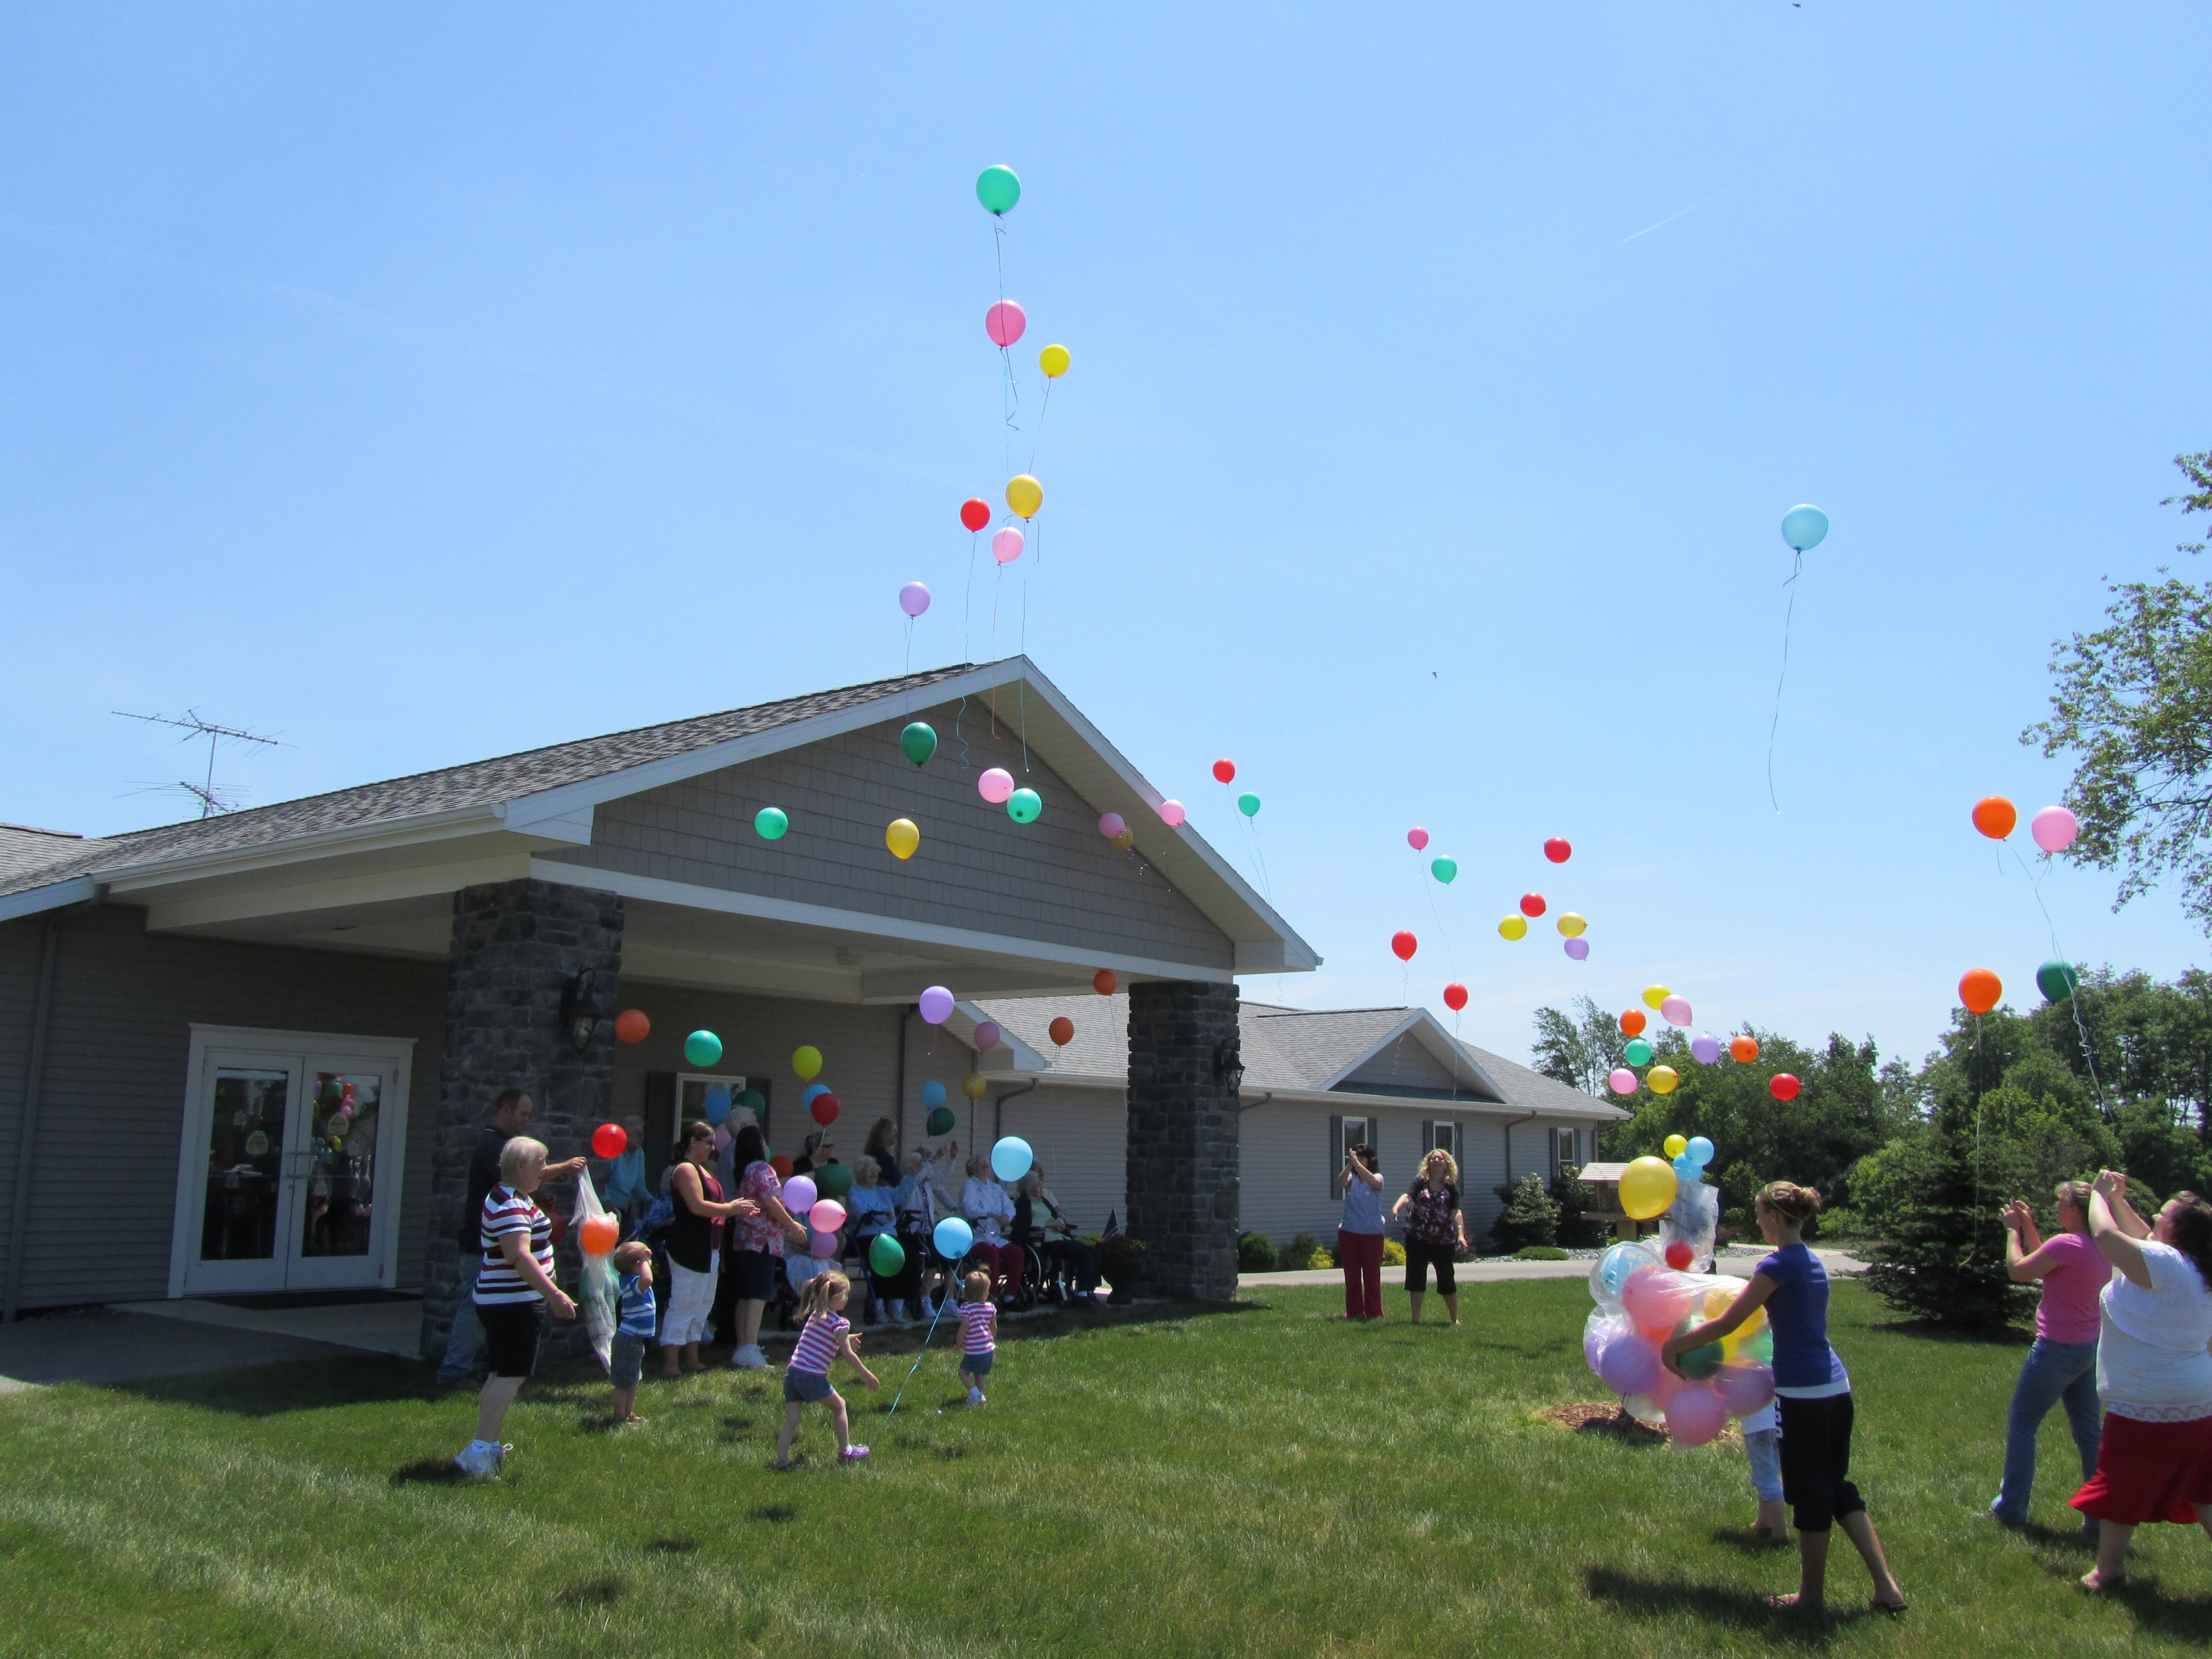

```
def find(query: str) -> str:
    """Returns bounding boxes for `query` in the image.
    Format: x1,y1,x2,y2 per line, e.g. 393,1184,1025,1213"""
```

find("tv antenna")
114,708,280,817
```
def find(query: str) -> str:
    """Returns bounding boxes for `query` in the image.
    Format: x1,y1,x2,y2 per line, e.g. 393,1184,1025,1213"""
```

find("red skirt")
2072,1411,2212,1526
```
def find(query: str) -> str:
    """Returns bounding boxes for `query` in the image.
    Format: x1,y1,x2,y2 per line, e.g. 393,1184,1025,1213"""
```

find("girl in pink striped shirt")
775,1271,879,1469
958,1269,997,1406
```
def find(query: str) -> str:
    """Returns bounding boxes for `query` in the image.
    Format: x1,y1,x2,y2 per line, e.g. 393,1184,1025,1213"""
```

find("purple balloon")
1098,812,1126,839
1690,1032,1721,1066
1717,1360,1775,1417
1564,937,1589,961
899,581,931,618
1598,1332,1662,1398
918,984,955,1025
781,1175,818,1215
809,1229,839,1257
974,1020,1001,1053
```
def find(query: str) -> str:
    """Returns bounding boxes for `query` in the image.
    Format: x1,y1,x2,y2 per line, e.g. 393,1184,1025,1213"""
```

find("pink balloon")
712,1124,732,1151
1620,1265,1694,1332
973,1020,1001,1053
992,526,1025,564
1564,938,1590,961
1406,827,1430,851
1661,995,1692,1027
1097,812,1126,839
985,300,1027,347
1608,1067,1637,1096
809,1199,846,1234
782,1175,818,1215
918,985,955,1025
1717,1360,1776,1418
2031,805,2079,854
979,768,1015,804
809,1229,839,1258
1666,1382,1728,1446
1159,799,1186,827
898,581,931,618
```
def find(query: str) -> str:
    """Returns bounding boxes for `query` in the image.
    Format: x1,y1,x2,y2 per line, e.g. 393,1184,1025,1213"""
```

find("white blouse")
962,1176,1016,1244
2097,1240,2212,1422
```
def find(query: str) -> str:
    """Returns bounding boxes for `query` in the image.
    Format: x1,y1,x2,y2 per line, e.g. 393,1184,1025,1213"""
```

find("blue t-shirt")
1757,1243,1849,1396
616,1272,657,1339
1341,1169,1386,1235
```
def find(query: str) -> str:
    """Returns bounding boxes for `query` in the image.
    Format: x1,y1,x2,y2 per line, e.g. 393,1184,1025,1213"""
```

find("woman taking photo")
1335,1142,1386,1321
1391,1148,1467,1326
1989,1181,2110,1527
660,1119,757,1377
728,1122,809,1369
453,1136,575,1478
2072,1172,2212,1592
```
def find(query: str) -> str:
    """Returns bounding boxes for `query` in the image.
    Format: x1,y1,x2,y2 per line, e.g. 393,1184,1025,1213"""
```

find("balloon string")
1764,549,1802,814
1028,378,1053,476
1017,569,1031,772
886,1281,954,1417
2006,844,2110,1112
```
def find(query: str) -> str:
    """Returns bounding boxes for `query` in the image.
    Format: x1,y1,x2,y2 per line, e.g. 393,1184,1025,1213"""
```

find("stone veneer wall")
1124,979,1241,1300
417,878,624,1360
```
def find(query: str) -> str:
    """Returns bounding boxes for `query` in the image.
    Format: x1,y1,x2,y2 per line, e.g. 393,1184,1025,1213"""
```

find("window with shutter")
1328,1114,1342,1200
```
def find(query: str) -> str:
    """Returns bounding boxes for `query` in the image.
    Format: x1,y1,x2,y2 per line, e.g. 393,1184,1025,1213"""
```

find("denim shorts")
783,1369,834,1403
960,1351,995,1376
609,1331,647,1388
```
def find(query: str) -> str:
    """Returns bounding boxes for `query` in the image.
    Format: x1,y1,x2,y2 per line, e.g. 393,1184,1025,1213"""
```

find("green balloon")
1008,787,1042,824
975,164,1021,215
901,721,938,766
754,806,789,840
1430,856,1457,884
1673,1317,1725,1380
1745,1327,1774,1363
737,1089,766,1116
868,1233,906,1278
1623,1036,1653,1067
2037,959,2080,1003
926,1104,956,1136
816,1161,853,1199
1237,792,1261,817
684,1030,724,1069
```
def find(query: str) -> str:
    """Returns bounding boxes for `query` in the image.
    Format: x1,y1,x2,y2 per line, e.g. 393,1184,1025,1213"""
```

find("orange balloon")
1960,968,2003,1015
1972,796,2017,840
1049,1016,1075,1046
1093,969,1118,995
579,1214,620,1256
1619,1008,1647,1038
770,1155,794,1180
614,1009,650,1045
1729,1034,1760,1064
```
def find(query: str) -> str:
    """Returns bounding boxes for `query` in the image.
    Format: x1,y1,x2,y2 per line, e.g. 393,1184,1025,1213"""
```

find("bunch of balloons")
1972,794,2080,854
1584,1242,1775,1443
1662,1132,1718,1188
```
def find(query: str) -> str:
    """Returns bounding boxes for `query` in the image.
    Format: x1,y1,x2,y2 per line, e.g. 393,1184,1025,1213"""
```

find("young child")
609,1240,655,1426
1743,1399,1787,1542
1662,1182,1906,1614
957,1268,997,1405
775,1270,879,1468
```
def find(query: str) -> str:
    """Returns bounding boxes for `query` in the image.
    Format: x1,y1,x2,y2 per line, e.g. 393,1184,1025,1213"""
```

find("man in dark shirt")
437,1089,586,1384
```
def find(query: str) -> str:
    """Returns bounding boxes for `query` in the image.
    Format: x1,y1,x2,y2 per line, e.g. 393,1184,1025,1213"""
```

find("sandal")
1868,1598,1908,1615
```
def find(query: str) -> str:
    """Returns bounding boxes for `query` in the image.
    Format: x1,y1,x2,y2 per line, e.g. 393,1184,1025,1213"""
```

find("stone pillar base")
1125,980,1241,1301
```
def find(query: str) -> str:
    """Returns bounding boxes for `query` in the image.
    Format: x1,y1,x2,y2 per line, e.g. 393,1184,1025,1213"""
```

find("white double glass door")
173,1027,414,1296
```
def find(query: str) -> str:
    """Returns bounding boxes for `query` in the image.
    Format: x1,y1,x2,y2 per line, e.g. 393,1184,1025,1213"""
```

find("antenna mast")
114,709,280,817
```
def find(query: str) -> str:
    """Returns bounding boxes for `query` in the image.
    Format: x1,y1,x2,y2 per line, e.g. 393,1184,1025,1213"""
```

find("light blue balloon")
991,1136,1034,1182
1590,1240,1652,1304
703,1087,731,1126
932,1216,973,1260
1672,1152,1698,1182
919,1080,947,1109
1780,503,1830,552
1686,1135,1715,1167
802,1083,828,1105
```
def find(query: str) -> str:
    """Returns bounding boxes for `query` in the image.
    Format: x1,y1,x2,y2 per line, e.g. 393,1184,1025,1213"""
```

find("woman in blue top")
1662,1181,1907,1615
1335,1142,1386,1321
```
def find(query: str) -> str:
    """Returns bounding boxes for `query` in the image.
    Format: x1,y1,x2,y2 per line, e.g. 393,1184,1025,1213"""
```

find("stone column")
1124,979,1241,1300
417,877,624,1360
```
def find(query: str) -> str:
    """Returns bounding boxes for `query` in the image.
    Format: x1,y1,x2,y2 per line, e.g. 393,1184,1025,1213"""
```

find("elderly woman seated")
960,1155,1026,1307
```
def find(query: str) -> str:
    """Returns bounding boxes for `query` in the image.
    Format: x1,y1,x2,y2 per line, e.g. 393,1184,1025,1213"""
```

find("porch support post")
1124,979,1241,1301
416,877,624,1361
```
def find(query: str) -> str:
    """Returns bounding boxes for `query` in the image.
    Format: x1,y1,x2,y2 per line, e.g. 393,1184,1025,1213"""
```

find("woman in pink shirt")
1990,1180,2112,1528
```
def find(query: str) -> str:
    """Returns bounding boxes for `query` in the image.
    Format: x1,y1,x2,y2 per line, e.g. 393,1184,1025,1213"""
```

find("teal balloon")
737,1089,767,1117
754,806,789,840
1673,1152,1698,1181
1430,856,1457,884
817,1162,853,1199
1008,787,1043,824
1237,792,1261,817
868,1233,906,1278
976,165,1021,215
1780,504,1830,552
2037,960,2080,1003
1623,1036,1653,1067
901,721,938,766
925,1104,956,1136
684,1029,724,1068
919,1079,947,1109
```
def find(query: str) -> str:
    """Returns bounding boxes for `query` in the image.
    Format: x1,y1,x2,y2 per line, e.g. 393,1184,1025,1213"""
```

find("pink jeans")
1338,1229,1384,1318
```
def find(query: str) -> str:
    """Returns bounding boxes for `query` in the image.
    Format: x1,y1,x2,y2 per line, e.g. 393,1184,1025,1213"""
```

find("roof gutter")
993,1077,1040,1146
6,888,103,1321
1238,1090,1275,1114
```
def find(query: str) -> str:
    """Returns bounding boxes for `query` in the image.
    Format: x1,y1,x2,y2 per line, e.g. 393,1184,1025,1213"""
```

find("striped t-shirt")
474,1185,553,1305
788,1310,849,1377
616,1273,657,1338
959,1299,996,1356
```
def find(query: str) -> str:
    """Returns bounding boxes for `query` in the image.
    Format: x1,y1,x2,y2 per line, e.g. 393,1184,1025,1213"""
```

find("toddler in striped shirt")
958,1269,997,1406
609,1240,656,1426
775,1271,879,1469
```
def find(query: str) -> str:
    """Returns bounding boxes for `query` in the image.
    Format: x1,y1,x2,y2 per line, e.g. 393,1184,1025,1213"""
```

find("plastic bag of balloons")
1658,1181,1719,1272
567,1169,619,1373
1582,1262,1774,1446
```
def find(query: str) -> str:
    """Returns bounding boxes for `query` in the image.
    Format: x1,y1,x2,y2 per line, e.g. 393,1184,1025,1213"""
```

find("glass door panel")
283,1057,399,1289
181,1055,304,1295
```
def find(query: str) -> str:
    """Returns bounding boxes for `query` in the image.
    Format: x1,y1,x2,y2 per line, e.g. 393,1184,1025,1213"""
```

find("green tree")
1529,996,1624,1097
1489,1173,1560,1252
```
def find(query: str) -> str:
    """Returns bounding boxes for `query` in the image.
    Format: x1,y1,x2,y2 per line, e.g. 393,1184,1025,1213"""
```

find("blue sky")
4,5,2208,1072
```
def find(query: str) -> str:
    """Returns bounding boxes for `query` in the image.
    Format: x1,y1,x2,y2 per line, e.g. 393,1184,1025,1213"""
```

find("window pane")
300,1072,381,1258
200,1071,288,1262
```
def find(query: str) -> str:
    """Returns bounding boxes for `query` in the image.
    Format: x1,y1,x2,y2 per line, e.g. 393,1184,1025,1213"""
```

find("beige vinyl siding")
544,696,1235,971
1336,1034,1496,1099
992,1084,1125,1235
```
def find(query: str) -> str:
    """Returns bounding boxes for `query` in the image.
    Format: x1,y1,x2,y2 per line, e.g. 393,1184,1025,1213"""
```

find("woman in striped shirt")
774,1270,879,1469
454,1136,576,1478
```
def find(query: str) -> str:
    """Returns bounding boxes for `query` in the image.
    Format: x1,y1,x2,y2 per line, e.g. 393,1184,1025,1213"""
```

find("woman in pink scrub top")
1990,1180,2111,1528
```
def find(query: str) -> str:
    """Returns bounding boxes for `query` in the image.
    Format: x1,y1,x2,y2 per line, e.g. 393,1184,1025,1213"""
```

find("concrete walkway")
1238,1246,1868,1290
0,1308,377,1394
116,1295,423,1358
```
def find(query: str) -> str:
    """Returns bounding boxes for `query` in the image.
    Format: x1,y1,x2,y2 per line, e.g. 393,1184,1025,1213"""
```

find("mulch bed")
1534,1401,1743,1449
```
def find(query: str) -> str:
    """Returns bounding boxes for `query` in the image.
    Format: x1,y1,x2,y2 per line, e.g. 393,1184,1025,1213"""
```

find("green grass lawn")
3,1279,2209,1657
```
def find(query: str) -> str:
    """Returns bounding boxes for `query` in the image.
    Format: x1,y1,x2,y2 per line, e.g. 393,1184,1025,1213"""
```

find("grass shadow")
1583,1565,1843,1647
2018,1518,2098,1556
388,1458,469,1487
2098,1579,2212,1644
643,1537,697,1555
748,1504,798,1524
1709,1526,1795,1556
1866,1318,2033,1348
555,1578,626,1608
119,1354,443,1418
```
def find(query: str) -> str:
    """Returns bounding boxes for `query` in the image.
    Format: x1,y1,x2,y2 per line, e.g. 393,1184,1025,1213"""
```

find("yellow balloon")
1557,911,1587,938
1648,1065,1679,1095
1038,343,1070,378
792,1045,823,1081
1663,1134,1688,1158
1006,474,1044,519
1618,1155,1678,1221
962,1072,989,1100
1643,984,1671,1010
885,817,921,860
1703,1285,1736,1320
1497,914,1528,941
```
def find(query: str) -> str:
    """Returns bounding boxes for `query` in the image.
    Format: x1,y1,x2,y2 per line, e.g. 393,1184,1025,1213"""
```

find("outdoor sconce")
1213,1039,1245,1095
559,969,604,1055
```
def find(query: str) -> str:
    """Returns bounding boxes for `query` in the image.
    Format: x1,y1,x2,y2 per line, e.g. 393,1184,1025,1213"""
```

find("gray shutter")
1328,1114,1342,1201
1420,1119,1434,1158
643,1071,676,1192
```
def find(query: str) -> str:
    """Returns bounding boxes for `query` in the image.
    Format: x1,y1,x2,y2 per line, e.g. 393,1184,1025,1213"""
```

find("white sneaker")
452,1439,504,1478
730,1345,768,1370
966,1386,985,1406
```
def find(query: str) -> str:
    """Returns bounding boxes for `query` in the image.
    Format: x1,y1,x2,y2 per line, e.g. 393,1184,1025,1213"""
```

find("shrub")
1098,1234,1147,1288
1286,1231,1332,1270
1550,1164,1605,1249
1491,1173,1560,1253
1381,1239,1406,1267
1513,1245,1570,1261
1237,1231,1280,1273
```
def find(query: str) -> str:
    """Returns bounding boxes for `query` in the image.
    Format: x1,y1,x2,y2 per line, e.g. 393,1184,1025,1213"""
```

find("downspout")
1501,1109,1538,1185
895,1005,913,1157
1238,1090,1274,1114
993,1077,1039,1146
6,894,101,1323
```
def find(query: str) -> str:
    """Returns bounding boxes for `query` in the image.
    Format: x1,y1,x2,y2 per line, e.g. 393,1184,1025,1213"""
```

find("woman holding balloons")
727,1122,810,1371
452,1136,577,1478
660,1120,760,1378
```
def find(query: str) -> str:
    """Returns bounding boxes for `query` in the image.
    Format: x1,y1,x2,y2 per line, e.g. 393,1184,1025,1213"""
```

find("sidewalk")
1239,1246,1867,1291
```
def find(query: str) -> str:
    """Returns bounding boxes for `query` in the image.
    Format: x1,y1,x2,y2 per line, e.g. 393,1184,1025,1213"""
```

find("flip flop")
1868,1599,1908,1615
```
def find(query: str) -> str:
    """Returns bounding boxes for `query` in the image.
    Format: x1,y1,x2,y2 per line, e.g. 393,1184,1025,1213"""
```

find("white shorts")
662,1258,719,1345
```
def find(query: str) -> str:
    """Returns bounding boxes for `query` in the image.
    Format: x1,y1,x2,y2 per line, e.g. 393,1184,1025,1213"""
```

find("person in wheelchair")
1012,1169,1102,1305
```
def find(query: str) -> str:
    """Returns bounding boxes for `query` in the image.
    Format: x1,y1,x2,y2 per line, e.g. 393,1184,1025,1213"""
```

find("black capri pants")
1403,1239,1457,1295
474,1300,545,1379
1777,1392,1865,1532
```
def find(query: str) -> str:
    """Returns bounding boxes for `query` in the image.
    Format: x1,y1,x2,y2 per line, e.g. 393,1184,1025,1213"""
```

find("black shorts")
1776,1392,1865,1532
728,1248,777,1301
1404,1239,1457,1295
474,1299,544,1379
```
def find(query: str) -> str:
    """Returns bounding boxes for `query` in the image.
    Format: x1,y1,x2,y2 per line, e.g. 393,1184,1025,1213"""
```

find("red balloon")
546,1210,568,1245
1519,892,1546,918
1049,1016,1075,1046
1543,837,1572,864
591,1122,627,1159
1093,968,1118,995
960,497,990,532
1769,1073,1801,1101
1211,758,1236,783
1442,982,1468,1012
1665,1242,1693,1270
1390,930,1418,962
811,1092,841,1126
1620,1009,1647,1037
770,1155,795,1179
613,1009,650,1046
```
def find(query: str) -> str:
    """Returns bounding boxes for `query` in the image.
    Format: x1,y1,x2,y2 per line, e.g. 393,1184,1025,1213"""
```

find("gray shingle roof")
2,663,990,900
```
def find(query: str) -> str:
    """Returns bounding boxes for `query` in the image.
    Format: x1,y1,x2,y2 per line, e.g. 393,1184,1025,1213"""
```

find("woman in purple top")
1990,1181,2111,1528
